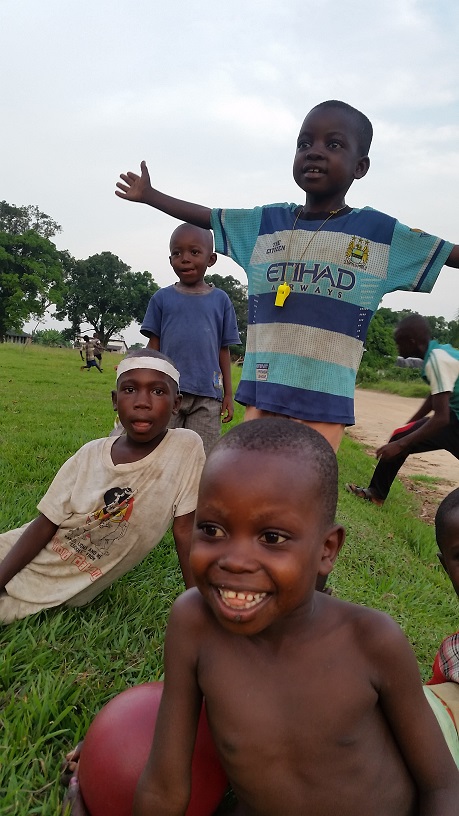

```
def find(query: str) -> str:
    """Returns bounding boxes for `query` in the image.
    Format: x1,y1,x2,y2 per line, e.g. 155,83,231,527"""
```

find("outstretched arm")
115,161,211,229
376,392,450,461
0,514,58,590
219,347,234,423
446,245,459,267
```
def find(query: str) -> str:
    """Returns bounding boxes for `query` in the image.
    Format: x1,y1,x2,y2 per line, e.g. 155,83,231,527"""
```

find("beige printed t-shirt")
0,429,205,618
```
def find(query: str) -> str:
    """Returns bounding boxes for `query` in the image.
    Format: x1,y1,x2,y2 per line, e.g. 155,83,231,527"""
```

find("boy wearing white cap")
0,350,205,623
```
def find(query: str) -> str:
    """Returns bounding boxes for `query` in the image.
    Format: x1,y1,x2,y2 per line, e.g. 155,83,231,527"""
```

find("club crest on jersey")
345,236,369,270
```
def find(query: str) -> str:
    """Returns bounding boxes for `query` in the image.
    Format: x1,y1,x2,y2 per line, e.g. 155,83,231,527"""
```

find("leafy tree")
205,272,247,351
425,314,451,344
449,320,459,347
0,231,64,341
0,200,61,239
129,342,144,351
33,329,71,347
55,252,158,346
364,309,397,360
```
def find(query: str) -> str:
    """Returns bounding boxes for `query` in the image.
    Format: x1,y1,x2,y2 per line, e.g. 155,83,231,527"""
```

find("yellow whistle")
275,282,291,307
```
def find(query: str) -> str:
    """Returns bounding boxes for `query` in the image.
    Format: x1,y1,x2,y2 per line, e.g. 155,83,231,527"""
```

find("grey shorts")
168,393,221,455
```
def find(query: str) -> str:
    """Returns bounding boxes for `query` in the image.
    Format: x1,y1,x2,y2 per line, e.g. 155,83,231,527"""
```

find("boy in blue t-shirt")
141,223,240,455
116,100,459,451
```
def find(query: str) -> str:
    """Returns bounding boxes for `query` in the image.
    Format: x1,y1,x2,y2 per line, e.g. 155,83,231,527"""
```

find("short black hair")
312,100,373,156
395,314,431,339
170,223,214,253
435,487,459,554
212,418,338,524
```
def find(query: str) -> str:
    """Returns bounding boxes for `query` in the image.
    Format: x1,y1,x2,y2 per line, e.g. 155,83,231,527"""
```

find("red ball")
78,682,228,816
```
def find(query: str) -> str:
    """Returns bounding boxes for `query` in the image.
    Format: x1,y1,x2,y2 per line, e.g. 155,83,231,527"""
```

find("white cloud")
1,0,459,334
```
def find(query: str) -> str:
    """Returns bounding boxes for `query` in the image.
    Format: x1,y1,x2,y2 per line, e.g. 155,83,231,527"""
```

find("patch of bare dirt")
346,389,458,524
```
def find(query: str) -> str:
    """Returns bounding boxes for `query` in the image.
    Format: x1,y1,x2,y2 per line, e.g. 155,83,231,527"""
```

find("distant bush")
33,329,72,347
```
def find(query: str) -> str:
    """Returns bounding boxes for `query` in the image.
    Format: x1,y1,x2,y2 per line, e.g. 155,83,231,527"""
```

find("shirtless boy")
134,418,459,815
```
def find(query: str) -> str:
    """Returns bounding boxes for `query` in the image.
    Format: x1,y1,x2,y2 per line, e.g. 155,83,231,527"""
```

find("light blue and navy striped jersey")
211,204,453,424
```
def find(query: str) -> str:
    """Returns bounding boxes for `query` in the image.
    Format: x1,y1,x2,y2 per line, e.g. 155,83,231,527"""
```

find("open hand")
376,440,405,461
221,396,234,423
115,160,152,203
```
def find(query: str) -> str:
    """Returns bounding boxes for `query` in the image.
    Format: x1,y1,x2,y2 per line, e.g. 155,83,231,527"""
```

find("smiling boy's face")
112,367,181,444
190,447,344,636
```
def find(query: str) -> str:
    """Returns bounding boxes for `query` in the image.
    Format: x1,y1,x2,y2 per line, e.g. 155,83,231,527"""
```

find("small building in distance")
106,337,128,354
4,330,33,345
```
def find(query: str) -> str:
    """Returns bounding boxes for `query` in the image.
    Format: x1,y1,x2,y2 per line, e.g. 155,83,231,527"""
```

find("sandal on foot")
345,484,384,506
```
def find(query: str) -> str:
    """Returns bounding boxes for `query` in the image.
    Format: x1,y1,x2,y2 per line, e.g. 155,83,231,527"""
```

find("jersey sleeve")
140,291,163,338
424,348,459,394
210,207,264,271
172,434,206,518
386,221,453,294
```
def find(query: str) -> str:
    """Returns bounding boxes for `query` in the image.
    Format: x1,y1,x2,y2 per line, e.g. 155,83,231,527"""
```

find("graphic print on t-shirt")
63,486,135,559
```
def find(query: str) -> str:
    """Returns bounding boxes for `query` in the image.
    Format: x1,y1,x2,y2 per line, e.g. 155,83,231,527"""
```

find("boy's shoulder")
319,594,407,654
168,587,212,634
166,427,205,447
72,436,109,459
164,428,206,462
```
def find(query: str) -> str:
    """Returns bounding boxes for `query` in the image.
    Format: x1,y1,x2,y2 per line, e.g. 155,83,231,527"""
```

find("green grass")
357,379,430,398
0,344,457,814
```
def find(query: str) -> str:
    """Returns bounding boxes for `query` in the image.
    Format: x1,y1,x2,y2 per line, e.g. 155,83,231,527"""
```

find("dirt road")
346,389,458,515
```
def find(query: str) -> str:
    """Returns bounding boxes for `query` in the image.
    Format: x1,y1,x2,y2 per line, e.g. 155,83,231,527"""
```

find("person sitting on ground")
80,335,102,373
116,100,459,453
423,487,459,766
346,313,459,505
131,419,459,815
0,349,205,623
140,222,240,455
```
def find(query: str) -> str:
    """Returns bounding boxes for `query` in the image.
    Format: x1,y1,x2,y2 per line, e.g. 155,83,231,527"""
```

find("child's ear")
318,525,346,577
207,252,218,268
172,392,183,415
354,156,370,180
111,390,118,411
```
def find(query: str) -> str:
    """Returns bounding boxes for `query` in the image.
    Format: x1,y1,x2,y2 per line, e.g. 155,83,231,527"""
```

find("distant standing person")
141,223,240,455
346,314,459,505
92,333,104,366
80,335,103,373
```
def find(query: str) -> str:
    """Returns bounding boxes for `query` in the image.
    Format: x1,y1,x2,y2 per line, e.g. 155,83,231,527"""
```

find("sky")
2,0,459,345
